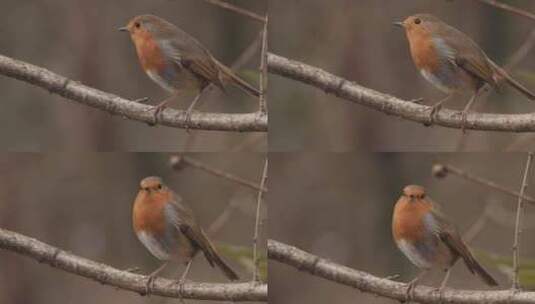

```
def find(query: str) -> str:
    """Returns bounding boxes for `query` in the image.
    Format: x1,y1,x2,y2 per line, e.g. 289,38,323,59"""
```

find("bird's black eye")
414,18,421,25
420,194,425,199
134,22,141,29
157,184,162,190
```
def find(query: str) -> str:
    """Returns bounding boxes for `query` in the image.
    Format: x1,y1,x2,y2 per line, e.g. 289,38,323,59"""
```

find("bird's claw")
460,111,469,134
146,101,168,126
425,103,442,126
144,275,157,296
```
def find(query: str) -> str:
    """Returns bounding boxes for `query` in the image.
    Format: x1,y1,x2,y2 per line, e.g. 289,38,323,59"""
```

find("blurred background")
0,0,266,151
270,0,535,151
270,153,535,303
0,152,266,303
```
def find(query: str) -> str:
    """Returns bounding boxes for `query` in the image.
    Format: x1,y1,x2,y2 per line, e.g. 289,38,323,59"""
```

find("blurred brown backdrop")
269,153,535,303
270,0,535,151
0,152,265,303
0,0,266,151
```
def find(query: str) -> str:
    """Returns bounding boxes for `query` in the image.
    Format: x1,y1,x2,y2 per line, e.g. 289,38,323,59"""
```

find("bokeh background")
270,153,535,303
270,0,535,151
0,0,266,151
0,152,266,303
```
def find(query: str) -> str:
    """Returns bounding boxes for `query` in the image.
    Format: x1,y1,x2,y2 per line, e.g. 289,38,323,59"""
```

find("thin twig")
201,0,266,23
268,239,535,304
169,155,267,192
0,228,267,301
463,203,492,243
432,163,535,205
252,158,268,282
0,54,267,132
208,199,241,235
258,15,268,115
512,152,534,289
470,0,535,22
268,53,535,132
231,30,264,71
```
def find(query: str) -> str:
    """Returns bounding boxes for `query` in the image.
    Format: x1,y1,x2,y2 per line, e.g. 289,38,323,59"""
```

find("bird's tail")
490,61,535,100
200,230,240,281
461,250,498,286
215,59,261,98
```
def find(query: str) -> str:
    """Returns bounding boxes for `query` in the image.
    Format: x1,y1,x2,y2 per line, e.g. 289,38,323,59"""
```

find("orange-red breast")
395,14,535,127
392,185,497,298
132,176,239,290
120,15,260,122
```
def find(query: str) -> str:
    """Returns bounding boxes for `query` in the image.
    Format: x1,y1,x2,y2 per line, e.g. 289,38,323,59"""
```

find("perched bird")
119,15,260,123
392,185,497,299
395,14,535,129
132,176,239,291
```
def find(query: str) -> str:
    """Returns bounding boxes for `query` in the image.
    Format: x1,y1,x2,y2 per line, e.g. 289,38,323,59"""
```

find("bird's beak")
393,21,404,28
118,26,129,32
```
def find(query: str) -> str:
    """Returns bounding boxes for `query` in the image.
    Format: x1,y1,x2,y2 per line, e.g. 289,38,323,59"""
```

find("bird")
132,176,239,292
119,15,260,124
392,185,498,299
395,14,535,130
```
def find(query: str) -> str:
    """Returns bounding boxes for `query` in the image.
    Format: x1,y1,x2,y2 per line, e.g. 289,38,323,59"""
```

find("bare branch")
258,15,268,115
268,52,535,132
512,153,534,289
268,239,535,304
252,158,268,282
201,0,266,23
432,163,535,205
0,228,267,301
463,203,492,243
0,54,267,132
208,198,241,235
169,155,267,192
470,0,535,22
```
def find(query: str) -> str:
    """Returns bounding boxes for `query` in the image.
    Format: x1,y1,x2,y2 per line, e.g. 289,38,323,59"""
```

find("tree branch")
258,15,268,115
432,163,535,205
470,0,535,22
267,52,535,132
169,155,267,192
512,153,534,289
201,0,267,23
0,228,266,302
252,158,268,282
0,54,267,132
268,240,535,304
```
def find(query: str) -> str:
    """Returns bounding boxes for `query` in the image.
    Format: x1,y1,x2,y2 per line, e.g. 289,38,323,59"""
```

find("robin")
392,185,497,299
119,15,260,124
132,176,239,292
395,14,535,129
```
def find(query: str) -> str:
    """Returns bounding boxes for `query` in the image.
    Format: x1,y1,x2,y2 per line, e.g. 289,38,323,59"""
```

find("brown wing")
429,205,498,286
158,29,259,96
433,22,497,88
164,193,239,280
157,29,226,90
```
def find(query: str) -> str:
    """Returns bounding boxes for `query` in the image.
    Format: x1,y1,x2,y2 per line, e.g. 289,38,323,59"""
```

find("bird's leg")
175,259,194,304
427,95,452,125
460,91,480,133
184,89,207,132
148,93,178,126
179,259,193,285
438,267,452,303
406,269,428,302
145,261,169,296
